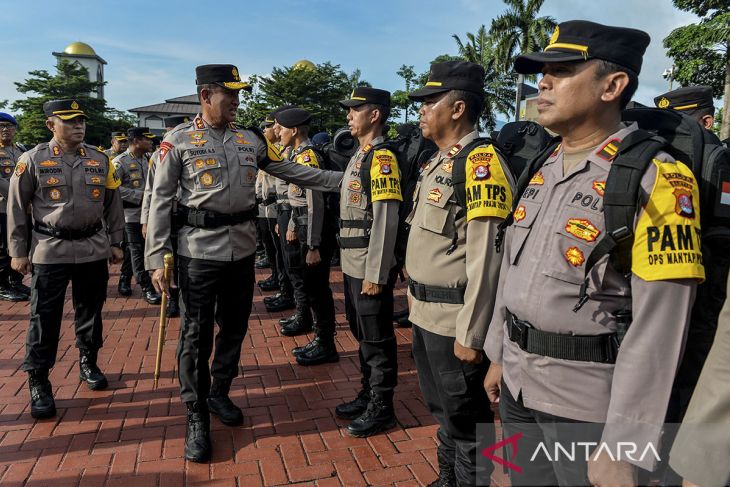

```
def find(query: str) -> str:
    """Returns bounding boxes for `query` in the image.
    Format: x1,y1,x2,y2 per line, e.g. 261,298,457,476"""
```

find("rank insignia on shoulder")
361,144,372,153
673,188,695,218
514,205,526,223
78,148,86,157
596,139,620,161
592,181,605,197
427,188,443,203
565,218,601,242
194,117,205,130
52,146,61,156
565,247,585,267
447,144,462,158
530,172,544,185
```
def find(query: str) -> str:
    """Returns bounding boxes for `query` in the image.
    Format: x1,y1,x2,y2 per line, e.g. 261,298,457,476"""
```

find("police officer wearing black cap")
113,127,161,305
484,21,703,486
7,99,125,419
0,112,30,301
275,107,339,365
145,64,284,462
655,85,719,142
104,131,128,160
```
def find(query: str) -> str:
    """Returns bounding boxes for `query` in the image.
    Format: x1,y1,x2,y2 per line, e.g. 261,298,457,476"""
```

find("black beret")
127,127,156,139
340,87,391,108
276,108,312,128
43,99,87,120
195,64,252,92
514,20,650,75
654,86,714,114
409,61,485,100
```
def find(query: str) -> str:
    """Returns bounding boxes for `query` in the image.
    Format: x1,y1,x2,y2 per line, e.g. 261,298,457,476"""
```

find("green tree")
0,100,8,110
11,60,132,148
489,0,556,121
664,0,730,138
392,65,419,123
237,62,358,134
453,25,516,130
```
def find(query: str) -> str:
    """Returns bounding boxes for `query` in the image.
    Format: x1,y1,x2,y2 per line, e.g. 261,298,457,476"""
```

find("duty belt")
336,218,372,249
122,201,142,209
261,195,277,206
292,206,308,227
507,312,618,364
408,278,465,305
34,221,103,240
177,204,257,229
277,202,292,213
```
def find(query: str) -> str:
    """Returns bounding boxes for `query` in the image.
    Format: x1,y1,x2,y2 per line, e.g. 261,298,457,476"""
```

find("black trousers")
294,222,336,337
257,217,277,274
177,254,254,403
412,325,492,487
120,234,132,281
0,212,23,285
343,273,397,397
23,259,109,371
277,209,308,312
267,216,292,297
124,222,152,289
499,383,601,487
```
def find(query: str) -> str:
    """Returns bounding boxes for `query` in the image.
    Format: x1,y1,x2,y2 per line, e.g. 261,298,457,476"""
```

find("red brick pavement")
0,263,456,486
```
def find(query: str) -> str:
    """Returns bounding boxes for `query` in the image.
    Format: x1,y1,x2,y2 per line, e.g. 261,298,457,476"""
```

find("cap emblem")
658,97,670,109
232,67,240,81
71,101,79,110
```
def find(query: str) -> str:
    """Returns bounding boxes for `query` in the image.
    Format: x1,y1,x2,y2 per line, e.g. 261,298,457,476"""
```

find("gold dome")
63,42,96,56
293,59,316,70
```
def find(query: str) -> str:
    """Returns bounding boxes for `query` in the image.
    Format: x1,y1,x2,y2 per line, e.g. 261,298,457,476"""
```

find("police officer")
484,21,703,486
107,130,134,296
654,85,720,141
104,131,128,159
7,99,125,419
275,108,339,366
140,115,189,317
0,112,30,301
113,127,161,305
255,167,279,291
403,61,515,487
326,87,400,437
146,64,279,462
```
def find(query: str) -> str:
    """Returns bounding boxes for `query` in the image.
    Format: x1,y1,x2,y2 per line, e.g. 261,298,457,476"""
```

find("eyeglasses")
0,124,16,130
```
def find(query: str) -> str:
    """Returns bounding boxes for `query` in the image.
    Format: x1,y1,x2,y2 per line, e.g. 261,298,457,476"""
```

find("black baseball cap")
195,64,252,92
43,99,87,120
654,85,714,115
514,20,650,75
340,87,391,108
409,61,485,100
276,108,312,128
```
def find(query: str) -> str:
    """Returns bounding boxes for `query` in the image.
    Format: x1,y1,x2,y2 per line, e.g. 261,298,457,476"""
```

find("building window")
145,115,163,129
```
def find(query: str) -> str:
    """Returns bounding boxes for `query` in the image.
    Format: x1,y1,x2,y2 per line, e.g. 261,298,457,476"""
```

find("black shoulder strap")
573,129,667,311
494,136,562,253
451,137,495,210
359,141,395,198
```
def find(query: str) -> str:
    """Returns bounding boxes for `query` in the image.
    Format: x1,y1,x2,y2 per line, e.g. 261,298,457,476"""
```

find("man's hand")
109,247,124,264
11,257,31,275
587,448,637,487
274,224,279,236
454,340,483,365
362,280,383,296
151,268,173,298
286,229,297,243
306,249,321,266
484,362,502,403
141,224,147,239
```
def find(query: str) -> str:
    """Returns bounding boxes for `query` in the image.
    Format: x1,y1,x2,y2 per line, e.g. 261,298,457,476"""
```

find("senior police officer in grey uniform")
403,62,515,487
276,108,339,366
0,112,30,301
104,131,128,160
484,21,704,487
113,127,161,305
7,99,125,419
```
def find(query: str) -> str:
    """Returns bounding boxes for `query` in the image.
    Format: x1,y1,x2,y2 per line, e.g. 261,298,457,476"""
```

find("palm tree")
452,25,516,131
489,0,556,121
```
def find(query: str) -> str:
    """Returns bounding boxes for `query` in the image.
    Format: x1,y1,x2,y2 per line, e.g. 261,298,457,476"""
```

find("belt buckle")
509,315,530,350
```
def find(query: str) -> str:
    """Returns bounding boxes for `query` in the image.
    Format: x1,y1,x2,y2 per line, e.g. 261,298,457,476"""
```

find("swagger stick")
153,253,174,388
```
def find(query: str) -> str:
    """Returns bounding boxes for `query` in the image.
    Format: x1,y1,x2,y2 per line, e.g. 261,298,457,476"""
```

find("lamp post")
662,65,677,91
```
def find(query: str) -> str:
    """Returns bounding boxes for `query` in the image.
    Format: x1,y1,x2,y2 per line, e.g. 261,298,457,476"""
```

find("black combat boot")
117,276,132,297
257,275,280,292
292,336,319,356
265,294,296,312
335,382,371,420
28,369,56,419
295,333,339,366
207,378,243,426
185,401,211,463
79,350,108,390
167,288,180,318
280,308,314,337
427,452,456,487
346,391,396,438
279,314,297,326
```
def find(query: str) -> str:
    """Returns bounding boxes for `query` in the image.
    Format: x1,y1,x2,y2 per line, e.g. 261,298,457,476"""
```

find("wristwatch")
308,246,319,251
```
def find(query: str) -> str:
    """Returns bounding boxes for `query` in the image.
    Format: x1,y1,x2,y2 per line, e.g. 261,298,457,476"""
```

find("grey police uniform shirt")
145,116,267,269
7,139,125,264
113,149,149,223
286,140,325,248
340,136,400,284
140,150,157,226
258,171,279,219
485,123,701,471
0,143,25,214
405,131,515,349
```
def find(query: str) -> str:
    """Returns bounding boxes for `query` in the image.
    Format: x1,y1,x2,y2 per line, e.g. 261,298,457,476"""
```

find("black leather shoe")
142,288,162,305
427,453,456,487
257,275,280,292
335,388,371,420
255,256,270,269
207,379,243,426
346,392,396,438
265,295,296,313
0,285,28,302
280,314,313,337
295,339,339,366
28,369,56,419
185,401,211,463
118,279,132,297
264,292,282,305
279,314,297,326
79,351,108,390
167,292,180,318
9,279,31,297
292,336,320,356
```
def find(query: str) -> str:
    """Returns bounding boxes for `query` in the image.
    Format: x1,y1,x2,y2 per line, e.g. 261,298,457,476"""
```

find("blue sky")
1,0,701,118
